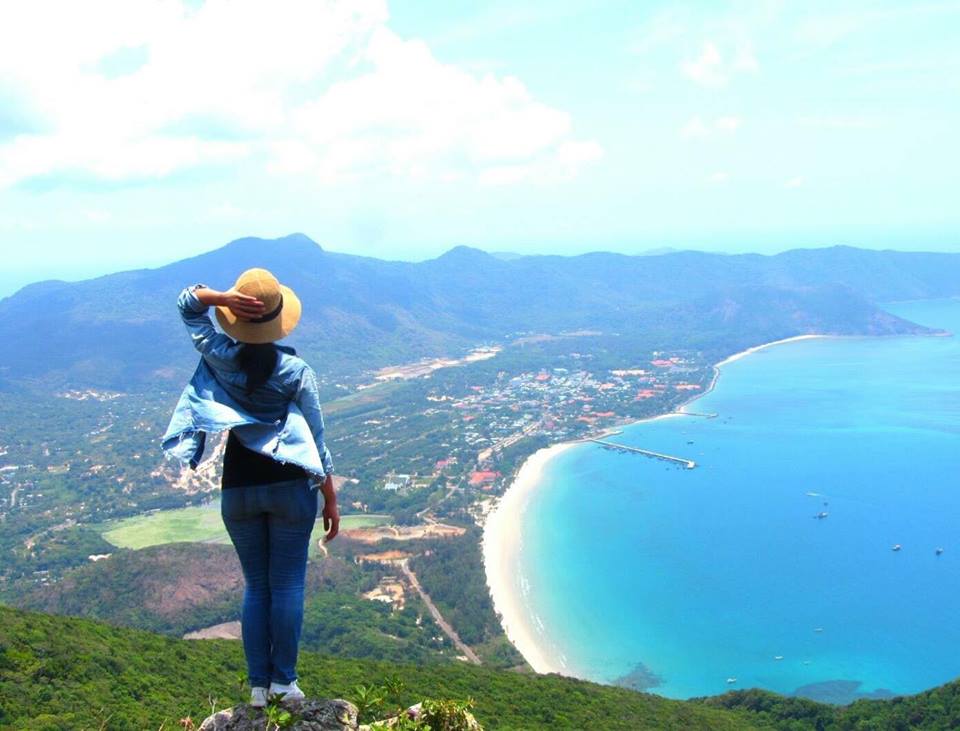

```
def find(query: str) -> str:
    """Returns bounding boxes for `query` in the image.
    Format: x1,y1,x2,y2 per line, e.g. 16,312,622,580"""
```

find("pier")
680,411,718,419
588,439,697,469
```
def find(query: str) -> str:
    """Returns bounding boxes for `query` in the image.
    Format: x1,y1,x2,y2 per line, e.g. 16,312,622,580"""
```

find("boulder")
199,698,359,730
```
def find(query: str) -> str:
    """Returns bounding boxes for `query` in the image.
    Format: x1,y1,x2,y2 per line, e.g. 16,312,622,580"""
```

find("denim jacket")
161,285,334,485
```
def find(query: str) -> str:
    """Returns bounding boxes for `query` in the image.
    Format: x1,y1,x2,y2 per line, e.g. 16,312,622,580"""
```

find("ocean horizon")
496,298,960,702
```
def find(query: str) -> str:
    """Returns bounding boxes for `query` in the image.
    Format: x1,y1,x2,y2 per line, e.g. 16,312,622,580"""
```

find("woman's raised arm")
177,284,263,368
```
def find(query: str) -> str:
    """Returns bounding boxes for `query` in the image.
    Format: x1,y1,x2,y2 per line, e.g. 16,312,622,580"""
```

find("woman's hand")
220,288,266,321
321,473,339,543
322,498,340,543
194,287,265,320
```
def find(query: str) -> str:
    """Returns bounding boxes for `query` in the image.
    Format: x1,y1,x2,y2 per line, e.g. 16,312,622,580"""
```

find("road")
399,559,481,665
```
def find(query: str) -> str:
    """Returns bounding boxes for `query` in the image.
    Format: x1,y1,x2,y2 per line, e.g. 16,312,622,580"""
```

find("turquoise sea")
519,298,960,702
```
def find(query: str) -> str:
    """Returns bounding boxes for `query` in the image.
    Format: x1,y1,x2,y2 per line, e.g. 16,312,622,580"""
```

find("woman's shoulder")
275,349,313,383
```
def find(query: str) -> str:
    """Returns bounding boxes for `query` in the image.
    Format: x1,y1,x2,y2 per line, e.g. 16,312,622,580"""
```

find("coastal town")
326,346,713,506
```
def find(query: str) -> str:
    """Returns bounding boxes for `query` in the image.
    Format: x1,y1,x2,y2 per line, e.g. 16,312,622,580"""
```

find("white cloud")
681,40,759,88
0,0,600,188
478,140,604,187
682,41,724,87
680,117,710,139
714,116,742,132
798,116,880,130
680,115,742,139
82,209,112,223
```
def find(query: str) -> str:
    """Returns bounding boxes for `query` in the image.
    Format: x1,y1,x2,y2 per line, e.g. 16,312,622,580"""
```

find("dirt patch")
342,523,466,544
183,620,242,640
356,550,413,564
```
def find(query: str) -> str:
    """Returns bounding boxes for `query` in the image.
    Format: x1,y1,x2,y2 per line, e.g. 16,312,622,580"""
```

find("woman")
161,268,339,708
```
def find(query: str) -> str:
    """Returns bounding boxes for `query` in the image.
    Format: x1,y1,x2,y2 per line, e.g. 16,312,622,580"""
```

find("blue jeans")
221,478,318,687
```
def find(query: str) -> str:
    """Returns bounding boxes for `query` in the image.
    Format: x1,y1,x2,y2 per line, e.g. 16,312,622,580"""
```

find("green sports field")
101,503,392,550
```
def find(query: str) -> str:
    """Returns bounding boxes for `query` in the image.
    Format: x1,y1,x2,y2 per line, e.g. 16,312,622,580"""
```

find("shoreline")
481,441,577,674
482,333,825,676
686,334,826,410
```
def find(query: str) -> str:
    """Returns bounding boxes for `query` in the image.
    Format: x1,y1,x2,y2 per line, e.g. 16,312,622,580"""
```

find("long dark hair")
238,343,279,394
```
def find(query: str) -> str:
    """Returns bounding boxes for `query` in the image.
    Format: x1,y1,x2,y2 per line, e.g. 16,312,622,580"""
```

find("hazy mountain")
636,246,684,255
0,234,955,391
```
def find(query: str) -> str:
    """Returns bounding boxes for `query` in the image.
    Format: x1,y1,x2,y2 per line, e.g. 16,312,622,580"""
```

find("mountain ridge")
0,234,956,391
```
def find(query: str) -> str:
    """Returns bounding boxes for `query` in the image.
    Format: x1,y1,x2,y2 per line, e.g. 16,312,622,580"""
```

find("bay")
517,298,960,701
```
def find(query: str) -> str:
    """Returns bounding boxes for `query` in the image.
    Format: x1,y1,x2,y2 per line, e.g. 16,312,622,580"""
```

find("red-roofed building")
469,470,501,487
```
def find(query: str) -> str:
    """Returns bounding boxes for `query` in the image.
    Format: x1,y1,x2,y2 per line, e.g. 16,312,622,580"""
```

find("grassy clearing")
101,505,392,550
322,381,404,416
338,513,392,529
101,504,228,549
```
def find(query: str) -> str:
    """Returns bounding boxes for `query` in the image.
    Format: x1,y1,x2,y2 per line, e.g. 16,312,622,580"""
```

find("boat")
774,655,784,661
814,627,824,633
813,512,829,520
726,677,737,684
936,547,944,556
892,544,902,552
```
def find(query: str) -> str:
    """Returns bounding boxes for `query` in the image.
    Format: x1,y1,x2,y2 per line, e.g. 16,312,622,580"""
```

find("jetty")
680,411,718,419
588,439,697,469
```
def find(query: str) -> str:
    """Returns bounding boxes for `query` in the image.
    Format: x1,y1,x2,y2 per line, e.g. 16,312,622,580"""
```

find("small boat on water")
726,677,737,684
892,544,902,552
813,512,829,520
936,547,944,556
774,656,784,661
814,627,824,633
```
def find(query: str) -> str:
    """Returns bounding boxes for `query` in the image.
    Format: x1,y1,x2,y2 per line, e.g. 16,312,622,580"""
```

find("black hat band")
249,294,283,324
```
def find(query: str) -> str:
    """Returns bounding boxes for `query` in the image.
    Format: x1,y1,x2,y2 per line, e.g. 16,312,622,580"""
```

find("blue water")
519,299,960,701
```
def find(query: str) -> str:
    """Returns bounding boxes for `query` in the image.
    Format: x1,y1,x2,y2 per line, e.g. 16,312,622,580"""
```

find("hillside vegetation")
2,606,960,730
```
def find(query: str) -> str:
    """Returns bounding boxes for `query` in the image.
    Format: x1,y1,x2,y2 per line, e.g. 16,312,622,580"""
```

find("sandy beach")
713,334,824,369
482,333,825,674
482,441,577,674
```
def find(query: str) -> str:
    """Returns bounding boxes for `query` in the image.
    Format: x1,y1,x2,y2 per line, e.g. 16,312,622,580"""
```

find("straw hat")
215,268,302,344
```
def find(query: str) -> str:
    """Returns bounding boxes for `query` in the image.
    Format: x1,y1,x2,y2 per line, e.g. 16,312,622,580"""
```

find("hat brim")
215,285,301,344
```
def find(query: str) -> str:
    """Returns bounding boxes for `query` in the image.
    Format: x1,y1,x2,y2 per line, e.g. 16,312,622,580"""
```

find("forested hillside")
2,606,960,730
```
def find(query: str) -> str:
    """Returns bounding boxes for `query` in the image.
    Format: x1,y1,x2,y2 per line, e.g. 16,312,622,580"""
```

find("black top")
221,430,308,488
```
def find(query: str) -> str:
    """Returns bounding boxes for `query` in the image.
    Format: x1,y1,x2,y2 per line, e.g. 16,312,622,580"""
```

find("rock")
199,698,359,730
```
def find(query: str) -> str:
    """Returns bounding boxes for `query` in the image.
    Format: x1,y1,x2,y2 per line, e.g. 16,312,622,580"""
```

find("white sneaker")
269,680,305,703
250,687,269,708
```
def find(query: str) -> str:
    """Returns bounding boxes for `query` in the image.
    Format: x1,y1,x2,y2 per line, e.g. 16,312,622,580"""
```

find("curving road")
399,558,481,665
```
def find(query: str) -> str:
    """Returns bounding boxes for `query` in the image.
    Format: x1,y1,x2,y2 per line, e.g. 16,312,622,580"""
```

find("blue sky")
1,0,958,296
